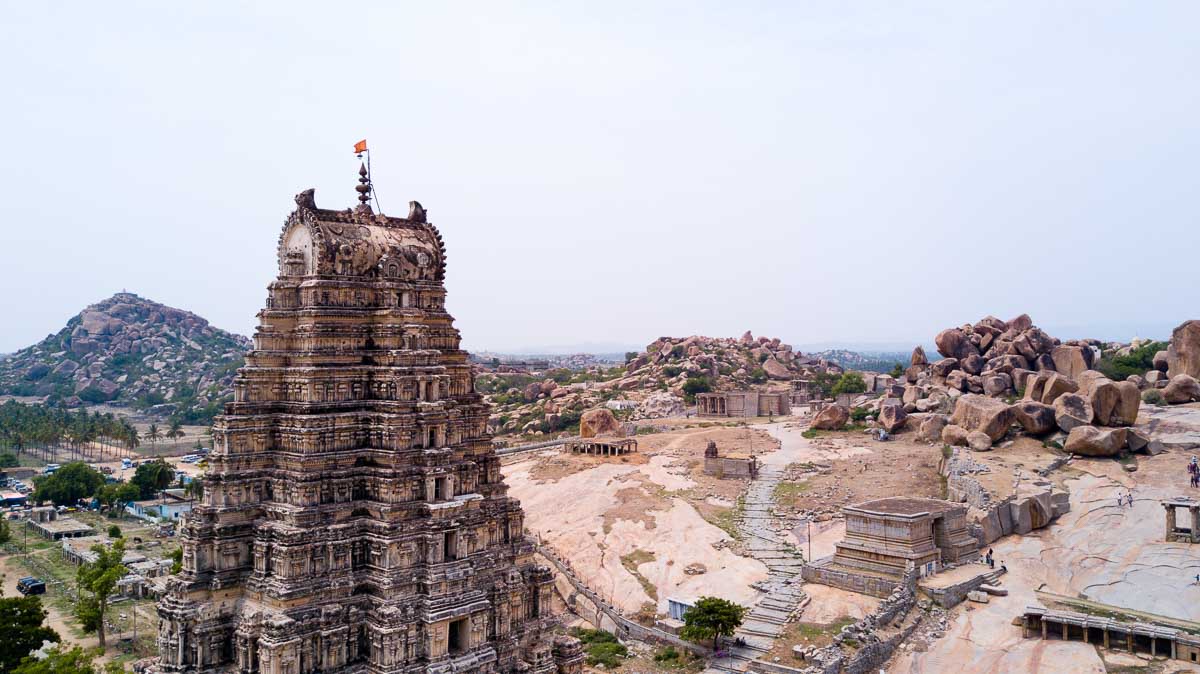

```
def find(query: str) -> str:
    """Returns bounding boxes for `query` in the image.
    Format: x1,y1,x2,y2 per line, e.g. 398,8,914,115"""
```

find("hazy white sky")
2,2,1197,354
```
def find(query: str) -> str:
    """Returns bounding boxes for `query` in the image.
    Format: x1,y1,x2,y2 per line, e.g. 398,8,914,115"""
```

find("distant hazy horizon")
2,3,1197,355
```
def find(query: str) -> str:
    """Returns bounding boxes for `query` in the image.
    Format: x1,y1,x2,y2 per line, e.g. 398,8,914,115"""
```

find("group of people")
1189,456,1200,487
1116,492,1134,507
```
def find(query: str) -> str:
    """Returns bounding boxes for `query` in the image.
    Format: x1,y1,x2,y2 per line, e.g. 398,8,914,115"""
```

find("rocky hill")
0,293,250,422
480,331,840,437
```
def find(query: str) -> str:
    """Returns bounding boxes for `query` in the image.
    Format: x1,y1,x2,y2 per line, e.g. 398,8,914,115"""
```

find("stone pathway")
705,454,808,673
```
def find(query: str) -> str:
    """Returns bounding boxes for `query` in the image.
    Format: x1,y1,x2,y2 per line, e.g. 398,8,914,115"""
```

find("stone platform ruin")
802,497,979,598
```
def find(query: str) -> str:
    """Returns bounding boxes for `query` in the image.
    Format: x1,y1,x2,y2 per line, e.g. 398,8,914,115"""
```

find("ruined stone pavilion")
155,170,583,674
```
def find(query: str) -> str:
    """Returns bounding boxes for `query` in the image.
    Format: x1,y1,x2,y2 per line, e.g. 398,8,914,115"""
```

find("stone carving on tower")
154,169,584,674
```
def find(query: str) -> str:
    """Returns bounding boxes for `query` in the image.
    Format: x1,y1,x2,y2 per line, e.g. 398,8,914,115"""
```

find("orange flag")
354,139,367,153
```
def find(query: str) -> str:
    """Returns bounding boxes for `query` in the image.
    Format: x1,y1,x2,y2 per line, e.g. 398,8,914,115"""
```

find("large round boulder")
1110,381,1141,426
949,394,1014,442
1007,313,1034,333
966,431,993,452
1168,320,1200,379
918,414,948,442
936,328,978,360
1078,371,1121,426
1011,401,1056,436
931,358,959,377
1164,374,1200,404
1053,393,1094,432
879,405,908,433
811,405,850,430
941,424,969,447
961,354,986,376
911,346,929,367
1064,426,1128,457
1051,345,1092,380
579,408,622,438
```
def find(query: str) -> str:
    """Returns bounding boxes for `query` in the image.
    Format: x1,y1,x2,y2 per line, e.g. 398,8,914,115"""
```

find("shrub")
1142,389,1165,405
849,406,872,422
830,372,867,396
1096,340,1168,382
890,363,904,379
107,525,122,538
569,628,628,668
662,366,683,378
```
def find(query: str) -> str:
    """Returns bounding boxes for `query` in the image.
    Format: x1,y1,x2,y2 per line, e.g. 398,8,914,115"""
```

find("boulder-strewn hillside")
480,332,841,437
0,293,250,422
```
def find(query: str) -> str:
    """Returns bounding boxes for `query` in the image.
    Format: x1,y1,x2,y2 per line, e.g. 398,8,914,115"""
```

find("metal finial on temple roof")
356,162,371,207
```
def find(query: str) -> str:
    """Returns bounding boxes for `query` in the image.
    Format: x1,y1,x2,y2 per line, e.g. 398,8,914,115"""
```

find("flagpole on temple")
354,139,381,212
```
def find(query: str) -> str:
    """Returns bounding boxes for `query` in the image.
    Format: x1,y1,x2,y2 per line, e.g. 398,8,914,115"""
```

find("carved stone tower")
155,175,583,674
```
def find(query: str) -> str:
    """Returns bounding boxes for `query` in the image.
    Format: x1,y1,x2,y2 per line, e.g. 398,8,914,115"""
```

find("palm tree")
147,424,161,448
166,420,184,446
123,422,140,451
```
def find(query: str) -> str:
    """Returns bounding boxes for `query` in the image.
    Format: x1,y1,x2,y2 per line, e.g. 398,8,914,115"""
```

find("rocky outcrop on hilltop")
853,314,1169,454
479,332,836,437
0,293,250,421
621,332,838,392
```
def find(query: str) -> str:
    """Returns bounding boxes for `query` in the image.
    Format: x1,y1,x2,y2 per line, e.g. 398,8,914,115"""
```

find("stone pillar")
1127,631,1133,653
1103,629,1109,649
1167,505,1177,540
1041,621,1047,639
1152,636,1157,657
1062,622,1068,640
1191,506,1200,543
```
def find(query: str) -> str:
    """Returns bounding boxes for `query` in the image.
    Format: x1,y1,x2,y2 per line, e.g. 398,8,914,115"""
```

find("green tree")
0,452,19,467
107,524,122,538
679,596,748,650
889,362,905,379
830,372,867,396
130,459,174,499
31,462,104,506
76,539,127,651
166,420,184,445
12,645,122,674
0,517,10,545
169,547,184,574
115,483,140,506
146,424,160,448
0,595,61,672
681,377,712,403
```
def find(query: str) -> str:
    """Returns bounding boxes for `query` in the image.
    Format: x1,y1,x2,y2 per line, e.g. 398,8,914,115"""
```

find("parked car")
17,577,46,595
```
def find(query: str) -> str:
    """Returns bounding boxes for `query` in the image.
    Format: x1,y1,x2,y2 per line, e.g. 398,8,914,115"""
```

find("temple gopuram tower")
155,170,583,674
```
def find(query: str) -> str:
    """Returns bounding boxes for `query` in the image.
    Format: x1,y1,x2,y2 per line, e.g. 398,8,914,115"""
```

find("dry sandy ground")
770,424,944,515
891,407,1200,674
1,552,102,653
503,425,777,615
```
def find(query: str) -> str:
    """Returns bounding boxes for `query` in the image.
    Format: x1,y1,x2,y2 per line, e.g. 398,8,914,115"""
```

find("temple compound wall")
803,498,979,598
153,178,583,674
696,391,790,418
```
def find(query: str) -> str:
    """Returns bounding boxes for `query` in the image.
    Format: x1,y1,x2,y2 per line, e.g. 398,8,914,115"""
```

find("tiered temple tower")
155,172,583,674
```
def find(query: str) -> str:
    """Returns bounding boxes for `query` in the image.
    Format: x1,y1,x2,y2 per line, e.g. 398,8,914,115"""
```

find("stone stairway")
704,464,808,673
